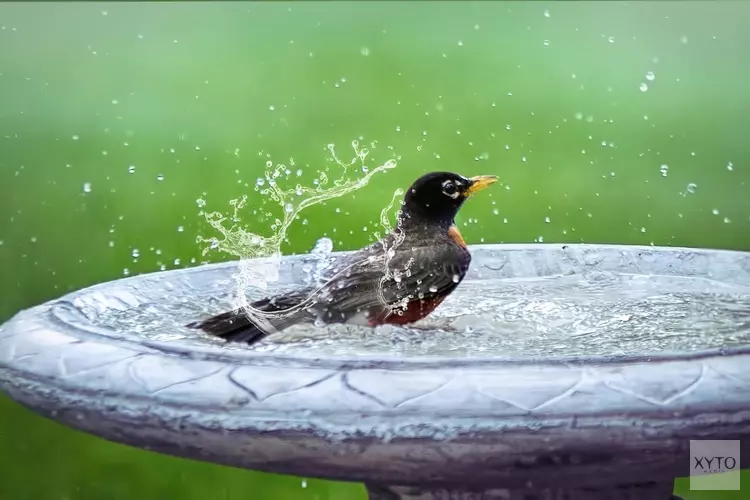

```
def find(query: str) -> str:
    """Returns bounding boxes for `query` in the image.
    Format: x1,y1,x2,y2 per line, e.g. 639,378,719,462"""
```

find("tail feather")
186,291,311,345
186,309,269,344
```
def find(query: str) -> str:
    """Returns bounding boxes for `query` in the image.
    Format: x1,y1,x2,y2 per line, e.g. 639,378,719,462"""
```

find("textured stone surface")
0,244,749,493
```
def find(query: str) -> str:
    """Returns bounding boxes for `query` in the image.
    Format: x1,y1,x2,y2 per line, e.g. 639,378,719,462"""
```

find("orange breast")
371,295,447,325
447,225,467,249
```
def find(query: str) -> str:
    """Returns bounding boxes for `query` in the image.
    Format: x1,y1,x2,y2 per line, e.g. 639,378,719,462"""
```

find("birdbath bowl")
2,243,750,500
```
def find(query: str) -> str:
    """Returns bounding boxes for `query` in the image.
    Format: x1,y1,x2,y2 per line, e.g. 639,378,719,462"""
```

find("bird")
186,171,497,346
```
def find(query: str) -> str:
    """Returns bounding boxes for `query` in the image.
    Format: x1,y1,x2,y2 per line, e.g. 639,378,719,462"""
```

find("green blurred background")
1,1,749,499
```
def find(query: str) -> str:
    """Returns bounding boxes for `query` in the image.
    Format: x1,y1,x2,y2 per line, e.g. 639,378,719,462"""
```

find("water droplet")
196,198,206,207
574,112,583,120
686,183,697,194
492,208,499,215
301,480,308,488
639,82,649,92
285,203,294,213
156,174,164,181
645,71,655,81
296,169,303,177
724,217,731,224
543,39,550,46
727,161,734,171
128,165,136,174
132,248,140,258
82,182,92,193
544,216,551,223
72,134,79,140
680,35,688,44
269,105,275,111
360,47,370,56
544,9,551,18
712,208,720,215
256,178,265,187
177,226,184,232
660,164,669,177
457,40,464,46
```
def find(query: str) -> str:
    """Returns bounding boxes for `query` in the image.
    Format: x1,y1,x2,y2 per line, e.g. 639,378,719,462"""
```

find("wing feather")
313,237,470,315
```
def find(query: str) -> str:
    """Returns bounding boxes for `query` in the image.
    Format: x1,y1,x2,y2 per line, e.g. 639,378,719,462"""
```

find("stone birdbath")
1,244,749,499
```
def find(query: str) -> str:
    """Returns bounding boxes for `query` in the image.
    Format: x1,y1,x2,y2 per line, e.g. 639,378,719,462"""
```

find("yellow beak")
465,175,498,196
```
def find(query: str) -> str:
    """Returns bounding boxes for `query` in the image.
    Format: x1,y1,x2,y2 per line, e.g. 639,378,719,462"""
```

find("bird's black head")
399,171,498,228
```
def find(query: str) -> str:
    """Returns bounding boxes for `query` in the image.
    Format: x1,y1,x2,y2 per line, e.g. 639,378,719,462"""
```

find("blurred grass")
0,1,749,499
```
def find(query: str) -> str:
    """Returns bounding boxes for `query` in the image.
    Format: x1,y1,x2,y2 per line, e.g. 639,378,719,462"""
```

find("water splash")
375,188,409,317
304,237,334,285
195,139,398,332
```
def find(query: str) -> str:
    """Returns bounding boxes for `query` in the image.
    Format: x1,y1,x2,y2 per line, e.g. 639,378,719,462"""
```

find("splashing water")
301,237,335,286
374,188,410,316
195,139,398,333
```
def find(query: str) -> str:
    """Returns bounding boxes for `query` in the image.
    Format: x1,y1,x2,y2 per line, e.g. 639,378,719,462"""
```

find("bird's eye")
442,180,460,198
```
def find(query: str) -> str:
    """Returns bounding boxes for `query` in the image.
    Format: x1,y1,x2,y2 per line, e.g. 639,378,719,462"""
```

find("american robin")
186,171,497,345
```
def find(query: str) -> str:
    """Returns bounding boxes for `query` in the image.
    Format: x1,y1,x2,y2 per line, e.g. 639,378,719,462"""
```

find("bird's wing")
379,241,470,306
315,238,470,313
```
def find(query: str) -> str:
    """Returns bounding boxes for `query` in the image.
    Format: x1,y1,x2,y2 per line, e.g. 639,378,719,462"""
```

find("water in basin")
92,267,750,358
